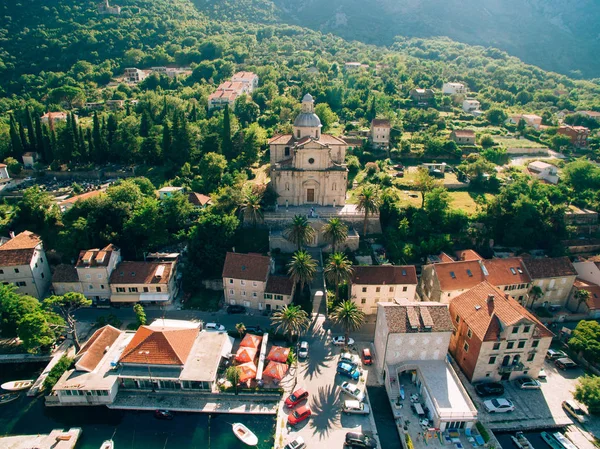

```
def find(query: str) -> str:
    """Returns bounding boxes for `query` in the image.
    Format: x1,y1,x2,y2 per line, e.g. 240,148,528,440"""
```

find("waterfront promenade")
0,428,81,449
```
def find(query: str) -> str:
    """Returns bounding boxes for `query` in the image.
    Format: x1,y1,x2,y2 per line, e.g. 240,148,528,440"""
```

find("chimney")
487,294,495,303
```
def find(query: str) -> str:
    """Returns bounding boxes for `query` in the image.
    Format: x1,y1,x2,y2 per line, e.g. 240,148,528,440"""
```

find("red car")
288,405,311,426
285,388,309,408
362,348,373,366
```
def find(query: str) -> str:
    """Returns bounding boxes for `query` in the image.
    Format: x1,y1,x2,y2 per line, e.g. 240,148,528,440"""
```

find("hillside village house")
374,301,477,430
0,231,51,299
187,192,212,208
462,99,481,114
109,260,179,305
157,186,184,199
521,257,577,309
222,252,295,312
450,130,476,146
565,205,598,235
370,118,391,148
449,282,553,382
124,68,147,83
59,189,106,212
231,71,259,92
557,125,590,148
208,72,259,110
22,152,39,169
567,279,600,318
442,82,467,95
98,0,121,14
528,160,559,184
507,114,543,129
409,88,434,103
41,112,69,125
349,265,417,314
51,319,234,406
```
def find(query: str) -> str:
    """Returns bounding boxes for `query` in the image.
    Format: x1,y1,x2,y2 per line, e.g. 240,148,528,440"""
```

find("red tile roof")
573,279,600,310
316,134,347,145
222,252,270,282
454,249,482,261
452,130,476,137
483,258,531,286
450,281,553,342
434,260,486,291
110,261,173,285
351,265,417,285
119,326,199,365
268,134,294,145
522,257,577,279
76,325,122,372
438,252,455,263
381,302,453,333
0,231,41,266
0,231,41,250
265,275,294,295
52,264,79,283
76,244,118,268
60,189,106,205
188,192,212,207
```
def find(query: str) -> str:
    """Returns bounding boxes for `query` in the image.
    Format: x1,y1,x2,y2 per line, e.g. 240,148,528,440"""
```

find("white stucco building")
528,161,559,184
442,83,466,95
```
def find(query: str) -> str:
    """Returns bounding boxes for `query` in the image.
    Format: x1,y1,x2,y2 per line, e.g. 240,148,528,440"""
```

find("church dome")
302,93,314,102
294,112,322,128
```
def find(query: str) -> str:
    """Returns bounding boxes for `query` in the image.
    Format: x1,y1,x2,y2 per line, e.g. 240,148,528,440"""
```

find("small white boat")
232,423,258,446
0,393,20,405
511,431,534,449
100,440,114,449
1,380,34,391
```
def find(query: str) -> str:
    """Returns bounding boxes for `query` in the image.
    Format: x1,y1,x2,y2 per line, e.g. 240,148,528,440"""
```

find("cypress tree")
106,114,118,161
190,103,198,122
160,96,168,123
92,112,105,164
18,121,28,154
58,113,76,163
34,115,44,157
222,106,232,159
86,128,94,164
162,120,171,163
9,114,24,159
71,113,80,159
139,109,152,138
78,126,86,162
171,110,192,165
25,106,36,151
44,124,56,164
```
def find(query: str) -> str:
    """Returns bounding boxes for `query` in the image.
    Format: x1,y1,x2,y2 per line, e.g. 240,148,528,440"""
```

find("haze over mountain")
195,0,600,78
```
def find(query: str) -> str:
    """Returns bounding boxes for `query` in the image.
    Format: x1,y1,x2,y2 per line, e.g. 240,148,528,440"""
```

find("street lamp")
138,350,155,392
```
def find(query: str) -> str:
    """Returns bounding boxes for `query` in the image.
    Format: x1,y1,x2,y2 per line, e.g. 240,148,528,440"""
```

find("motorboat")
100,440,114,449
1,380,34,391
232,422,258,446
154,409,173,420
511,431,534,449
0,393,19,405
541,432,577,449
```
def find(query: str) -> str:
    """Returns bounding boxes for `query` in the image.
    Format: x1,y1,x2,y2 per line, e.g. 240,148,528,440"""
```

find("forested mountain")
195,0,600,78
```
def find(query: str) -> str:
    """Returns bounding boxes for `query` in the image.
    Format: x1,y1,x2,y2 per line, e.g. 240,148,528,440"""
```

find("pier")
0,428,81,449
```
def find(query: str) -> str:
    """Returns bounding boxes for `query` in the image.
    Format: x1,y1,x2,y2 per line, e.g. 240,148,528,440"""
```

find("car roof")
300,341,308,347
292,387,307,396
363,348,371,355
564,400,581,408
339,362,353,370
296,405,310,413
345,400,361,407
556,357,575,363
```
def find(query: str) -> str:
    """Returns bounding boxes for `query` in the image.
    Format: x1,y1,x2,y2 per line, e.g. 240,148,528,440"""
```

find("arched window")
285,183,290,191
332,183,336,191
297,129,301,138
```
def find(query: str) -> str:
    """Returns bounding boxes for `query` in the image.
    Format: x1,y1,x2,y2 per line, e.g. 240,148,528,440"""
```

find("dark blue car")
337,362,360,380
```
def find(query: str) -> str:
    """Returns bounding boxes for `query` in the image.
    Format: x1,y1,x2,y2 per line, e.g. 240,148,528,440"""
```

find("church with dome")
269,94,348,207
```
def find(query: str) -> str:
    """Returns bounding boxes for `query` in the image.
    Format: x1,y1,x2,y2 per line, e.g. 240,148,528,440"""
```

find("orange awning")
235,346,257,363
240,333,262,349
262,361,289,381
267,346,290,363
237,361,257,383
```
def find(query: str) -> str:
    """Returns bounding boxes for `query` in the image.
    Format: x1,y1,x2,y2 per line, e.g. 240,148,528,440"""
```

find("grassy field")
448,191,494,214
494,136,547,148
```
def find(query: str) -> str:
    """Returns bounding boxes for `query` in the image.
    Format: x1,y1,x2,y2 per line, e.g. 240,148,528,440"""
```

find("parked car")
337,362,360,380
204,323,225,332
298,341,309,359
340,381,364,401
362,348,373,366
562,400,588,423
284,436,306,449
244,326,263,335
285,388,309,408
515,376,541,390
344,431,377,448
484,398,515,413
555,358,578,370
288,405,311,426
227,305,246,314
342,400,370,415
333,336,355,346
339,352,360,365
546,349,567,360
474,382,504,397
538,368,547,380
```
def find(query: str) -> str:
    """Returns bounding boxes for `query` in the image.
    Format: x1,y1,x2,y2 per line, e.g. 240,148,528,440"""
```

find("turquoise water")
0,363,275,449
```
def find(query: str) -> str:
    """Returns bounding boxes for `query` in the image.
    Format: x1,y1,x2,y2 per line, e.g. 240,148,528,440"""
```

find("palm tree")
284,215,315,250
529,286,544,309
330,300,365,345
235,322,246,338
356,185,380,237
225,365,241,395
287,250,317,294
324,252,354,303
239,189,263,226
323,218,348,252
575,289,591,313
270,304,310,343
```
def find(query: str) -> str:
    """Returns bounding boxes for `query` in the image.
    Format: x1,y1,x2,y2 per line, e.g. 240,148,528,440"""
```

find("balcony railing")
498,362,525,373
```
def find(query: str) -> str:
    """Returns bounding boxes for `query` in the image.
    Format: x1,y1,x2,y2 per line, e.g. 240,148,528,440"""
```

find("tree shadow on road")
309,384,340,440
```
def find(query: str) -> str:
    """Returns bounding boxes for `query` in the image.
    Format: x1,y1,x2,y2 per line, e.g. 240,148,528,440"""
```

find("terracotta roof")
60,189,105,205
265,275,294,295
110,261,174,285
433,260,486,291
316,134,347,145
0,164,6,168
450,281,553,342
76,244,118,268
454,249,482,261
351,265,417,285
522,257,577,279
52,264,79,283
268,134,294,145
231,71,257,82
573,279,600,310
0,231,41,250
438,252,455,263
222,252,270,282
188,192,212,207
483,258,531,286
452,130,475,137
380,302,453,333
119,325,199,365
371,119,390,127
76,325,122,372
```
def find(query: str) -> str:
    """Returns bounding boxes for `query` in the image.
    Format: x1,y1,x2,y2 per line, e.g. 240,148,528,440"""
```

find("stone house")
462,99,481,114
521,257,577,309
566,279,600,319
557,125,590,148
448,282,553,382
409,88,435,102
450,130,476,146
370,118,391,148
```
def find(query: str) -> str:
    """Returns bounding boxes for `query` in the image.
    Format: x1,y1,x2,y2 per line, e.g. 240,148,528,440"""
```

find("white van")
342,400,370,415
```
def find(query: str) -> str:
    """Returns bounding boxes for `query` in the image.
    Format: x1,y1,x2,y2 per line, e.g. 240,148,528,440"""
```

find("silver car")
298,341,309,359
342,400,370,415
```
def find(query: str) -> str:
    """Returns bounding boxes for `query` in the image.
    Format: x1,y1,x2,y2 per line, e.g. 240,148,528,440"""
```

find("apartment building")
370,118,391,148
109,260,179,305
521,257,577,308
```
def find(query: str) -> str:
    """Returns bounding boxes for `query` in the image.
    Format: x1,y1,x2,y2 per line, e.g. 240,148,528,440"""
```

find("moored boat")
1,380,34,391
511,431,534,449
0,393,20,405
100,440,114,449
154,409,173,420
541,432,577,449
232,422,258,446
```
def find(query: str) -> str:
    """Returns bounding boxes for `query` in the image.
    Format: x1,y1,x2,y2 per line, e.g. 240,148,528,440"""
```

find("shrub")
43,355,74,392
476,422,490,442
365,162,380,175
574,376,600,414
4,157,22,175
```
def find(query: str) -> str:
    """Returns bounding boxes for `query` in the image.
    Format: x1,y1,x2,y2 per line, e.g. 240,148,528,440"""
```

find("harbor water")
0,363,276,449
496,429,564,449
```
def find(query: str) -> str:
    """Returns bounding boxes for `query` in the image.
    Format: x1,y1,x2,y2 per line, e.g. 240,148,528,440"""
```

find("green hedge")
476,422,490,443
43,355,74,392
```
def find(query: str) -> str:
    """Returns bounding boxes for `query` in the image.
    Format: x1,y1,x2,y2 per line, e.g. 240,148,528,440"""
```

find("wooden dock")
0,427,81,449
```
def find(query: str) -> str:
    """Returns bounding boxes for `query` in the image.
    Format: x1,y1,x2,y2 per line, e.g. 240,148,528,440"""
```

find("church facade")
269,94,348,207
